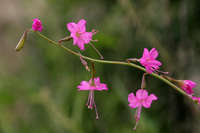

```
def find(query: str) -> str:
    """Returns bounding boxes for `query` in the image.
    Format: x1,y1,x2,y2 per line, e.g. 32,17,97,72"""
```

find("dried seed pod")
15,30,28,51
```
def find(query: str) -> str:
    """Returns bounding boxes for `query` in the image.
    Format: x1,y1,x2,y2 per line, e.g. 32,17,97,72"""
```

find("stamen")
92,91,99,119
86,91,91,107
155,70,169,75
89,91,93,109
134,105,142,130
86,90,99,119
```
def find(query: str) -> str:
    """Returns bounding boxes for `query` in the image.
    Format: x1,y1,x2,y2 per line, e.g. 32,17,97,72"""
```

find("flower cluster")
15,18,199,130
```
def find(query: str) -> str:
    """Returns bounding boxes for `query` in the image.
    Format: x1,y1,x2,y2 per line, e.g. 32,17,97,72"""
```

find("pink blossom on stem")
77,77,108,119
179,80,196,95
32,18,43,32
139,48,162,74
67,19,93,50
128,89,157,130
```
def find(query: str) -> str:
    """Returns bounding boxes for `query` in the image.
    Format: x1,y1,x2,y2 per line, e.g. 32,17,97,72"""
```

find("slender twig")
35,32,191,99
89,43,104,59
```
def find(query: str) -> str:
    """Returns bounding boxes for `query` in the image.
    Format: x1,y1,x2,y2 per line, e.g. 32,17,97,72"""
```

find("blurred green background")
0,0,200,133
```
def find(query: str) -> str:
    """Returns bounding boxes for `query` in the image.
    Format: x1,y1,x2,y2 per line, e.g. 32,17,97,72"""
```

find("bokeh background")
0,0,200,133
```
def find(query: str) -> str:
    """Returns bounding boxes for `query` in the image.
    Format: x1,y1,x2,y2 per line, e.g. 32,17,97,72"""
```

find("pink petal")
141,48,150,58
67,22,77,33
181,80,196,95
97,83,108,91
77,81,91,91
145,66,153,74
81,32,92,44
94,77,100,84
136,89,148,100
77,19,86,32
184,80,197,88
76,39,85,50
149,60,162,67
95,77,108,91
128,93,135,102
128,93,139,108
32,18,43,32
149,48,158,59
72,35,78,45
143,94,157,108
38,26,43,32
183,87,194,95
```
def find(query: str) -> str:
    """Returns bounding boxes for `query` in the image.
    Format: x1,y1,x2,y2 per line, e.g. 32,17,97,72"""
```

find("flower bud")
141,73,147,89
177,80,196,95
80,55,90,72
15,30,28,52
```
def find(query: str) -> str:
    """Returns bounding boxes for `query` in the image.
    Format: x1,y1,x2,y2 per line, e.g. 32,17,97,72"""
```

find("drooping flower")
67,19,93,50
77,77,108,119
139,48,162,74
178,80,196,95
32,18,43,32
128,89,157,130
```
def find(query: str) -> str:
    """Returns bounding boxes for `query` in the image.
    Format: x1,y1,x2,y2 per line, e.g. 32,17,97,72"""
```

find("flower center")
146,58,151,62
76,32,80,37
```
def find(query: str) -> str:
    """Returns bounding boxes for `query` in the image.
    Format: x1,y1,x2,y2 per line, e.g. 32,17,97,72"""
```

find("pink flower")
67,19,93,50
192,96,200,105
32,18,43,32
77,77,108,119
179,80,196,95
139,48,162,74
128,89,157,130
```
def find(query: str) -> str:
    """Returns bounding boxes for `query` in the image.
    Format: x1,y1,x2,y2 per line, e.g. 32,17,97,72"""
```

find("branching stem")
36,32,191,99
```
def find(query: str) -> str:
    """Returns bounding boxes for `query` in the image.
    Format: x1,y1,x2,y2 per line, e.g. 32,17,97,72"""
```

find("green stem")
36,32,191,99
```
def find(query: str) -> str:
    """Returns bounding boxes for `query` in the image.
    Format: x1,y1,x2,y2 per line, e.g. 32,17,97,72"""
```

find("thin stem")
89,43,104,59
35,32,191,99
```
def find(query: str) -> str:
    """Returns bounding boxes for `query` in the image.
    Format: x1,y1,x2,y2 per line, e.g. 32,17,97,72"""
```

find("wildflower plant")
16,18,199,130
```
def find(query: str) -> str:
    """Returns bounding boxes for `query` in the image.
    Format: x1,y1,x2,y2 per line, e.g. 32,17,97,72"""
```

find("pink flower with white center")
192,96,200,105
178,80,196,95
77,77,108,119
128,89,157,130
139,48,162,74
67,19,93,50
32,18,43,32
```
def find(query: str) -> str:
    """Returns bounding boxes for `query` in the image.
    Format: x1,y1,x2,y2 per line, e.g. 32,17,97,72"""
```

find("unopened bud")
80,54,90,72
141,73,147,89
15,30,28,51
